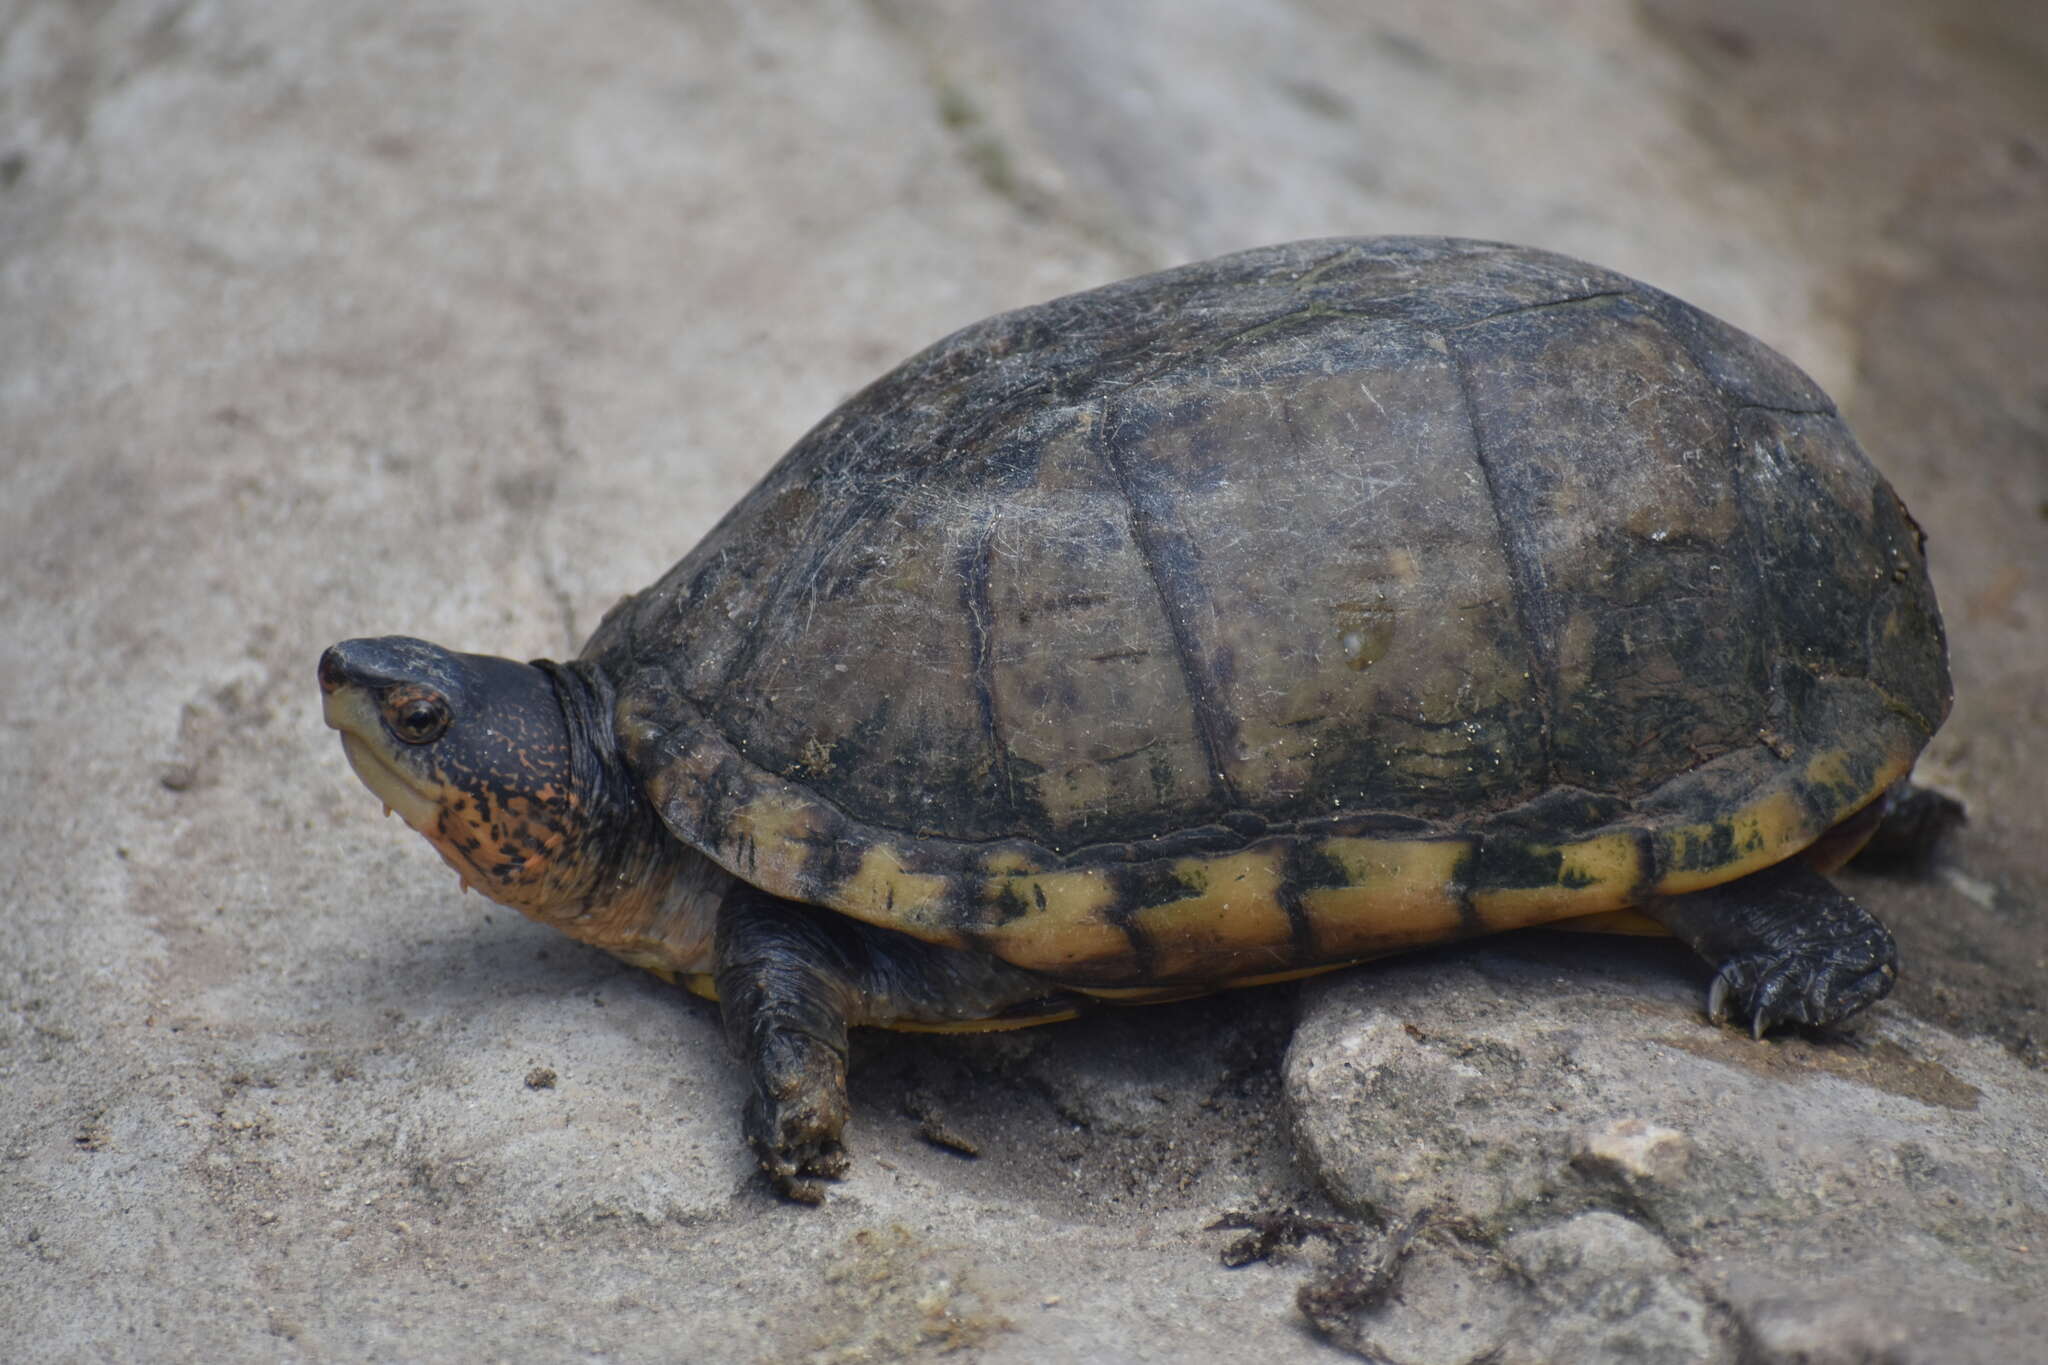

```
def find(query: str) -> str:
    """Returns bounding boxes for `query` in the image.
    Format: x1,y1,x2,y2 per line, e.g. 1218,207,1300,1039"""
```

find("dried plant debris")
900,1087,980,1158
1212,1207,1435,1359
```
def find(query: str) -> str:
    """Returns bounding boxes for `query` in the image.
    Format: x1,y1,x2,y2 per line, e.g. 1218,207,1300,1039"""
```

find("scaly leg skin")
713,883,1085,1202
1645,858,1897,1038
713,888,858,1203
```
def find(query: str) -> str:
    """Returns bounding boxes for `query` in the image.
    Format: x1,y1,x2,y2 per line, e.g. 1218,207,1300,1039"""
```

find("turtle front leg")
712,883,1086,1201
713,887,858,1203
1644,858,1897,1037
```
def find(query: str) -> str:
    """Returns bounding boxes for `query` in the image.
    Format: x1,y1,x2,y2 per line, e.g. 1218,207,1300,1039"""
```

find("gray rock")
1286,937,2048,1363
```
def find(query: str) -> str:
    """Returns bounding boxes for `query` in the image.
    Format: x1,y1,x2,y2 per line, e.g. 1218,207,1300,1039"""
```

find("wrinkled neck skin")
473,660,730,978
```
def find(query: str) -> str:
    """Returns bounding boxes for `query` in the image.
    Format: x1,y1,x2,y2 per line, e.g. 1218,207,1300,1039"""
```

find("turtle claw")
1706,972,1733,1028
1706,971,1784,1037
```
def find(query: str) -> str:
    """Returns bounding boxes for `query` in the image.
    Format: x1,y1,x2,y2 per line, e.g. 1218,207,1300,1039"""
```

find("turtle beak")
317,643,445,831
316,643,352,696
317,644,384,739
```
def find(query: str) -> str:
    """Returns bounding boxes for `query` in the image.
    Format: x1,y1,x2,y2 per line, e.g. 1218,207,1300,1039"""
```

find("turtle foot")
742,1032,851,1204
1706,940,1896,1037
745,1109,850,1205
1647,856,1899,1036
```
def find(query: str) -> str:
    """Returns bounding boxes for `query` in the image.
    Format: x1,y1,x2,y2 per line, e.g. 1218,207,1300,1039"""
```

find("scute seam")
1092,396,1242,811
954,506,1014,820
1446,288,1631,331
1444,330,1557,790
1730,400,1836,418
1719,404,1788,744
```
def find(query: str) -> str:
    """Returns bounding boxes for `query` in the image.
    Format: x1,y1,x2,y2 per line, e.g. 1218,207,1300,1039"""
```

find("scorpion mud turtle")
320,237,1951,1200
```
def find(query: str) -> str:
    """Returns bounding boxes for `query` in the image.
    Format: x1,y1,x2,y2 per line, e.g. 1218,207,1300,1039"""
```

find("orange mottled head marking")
319,637,631,920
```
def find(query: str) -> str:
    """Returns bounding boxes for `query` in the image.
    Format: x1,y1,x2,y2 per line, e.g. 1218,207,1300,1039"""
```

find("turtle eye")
385,689,451,745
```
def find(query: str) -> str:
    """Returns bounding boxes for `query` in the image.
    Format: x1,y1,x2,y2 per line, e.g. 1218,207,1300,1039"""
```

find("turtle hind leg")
1644,858,1897,1038
1847,782,1966,873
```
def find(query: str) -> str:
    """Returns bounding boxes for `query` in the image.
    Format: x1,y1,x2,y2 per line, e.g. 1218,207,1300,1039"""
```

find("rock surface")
2,0,2043,1361
1286,937,2048,1362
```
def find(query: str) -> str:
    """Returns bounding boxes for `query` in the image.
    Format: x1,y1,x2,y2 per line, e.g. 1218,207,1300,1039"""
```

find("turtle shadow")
840,983,1317,1218
308,906,721,1046
833,933,1700,1216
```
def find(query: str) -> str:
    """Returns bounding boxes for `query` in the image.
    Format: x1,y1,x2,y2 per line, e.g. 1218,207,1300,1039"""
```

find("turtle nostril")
317,646,349,694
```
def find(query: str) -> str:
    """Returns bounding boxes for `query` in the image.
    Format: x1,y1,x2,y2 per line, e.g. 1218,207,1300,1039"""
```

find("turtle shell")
588,237,1949,990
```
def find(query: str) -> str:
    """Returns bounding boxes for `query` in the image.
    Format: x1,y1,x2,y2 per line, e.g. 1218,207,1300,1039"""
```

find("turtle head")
318,637,658,923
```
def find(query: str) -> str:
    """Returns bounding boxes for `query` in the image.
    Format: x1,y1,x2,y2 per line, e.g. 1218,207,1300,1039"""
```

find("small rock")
1575,1117,1691,1185
1505,1211,1678,1281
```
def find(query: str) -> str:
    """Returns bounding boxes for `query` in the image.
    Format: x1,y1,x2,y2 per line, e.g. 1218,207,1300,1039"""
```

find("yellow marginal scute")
1800,742,1910,830
1652,743,1912,898
1303,837,1468,957
1654,788,1805,897
975,866,1129,974
1557,830,1645,894
728,791,825,877
1128,846,1295,979
836,841,955,938
1469,829,1643,928
1805,747,1858,800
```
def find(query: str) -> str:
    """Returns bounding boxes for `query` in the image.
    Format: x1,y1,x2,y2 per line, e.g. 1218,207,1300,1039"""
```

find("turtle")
319,237,1952,1201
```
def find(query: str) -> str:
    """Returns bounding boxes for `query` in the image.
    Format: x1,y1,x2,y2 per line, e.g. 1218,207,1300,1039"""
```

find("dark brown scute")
1449,295,1775,794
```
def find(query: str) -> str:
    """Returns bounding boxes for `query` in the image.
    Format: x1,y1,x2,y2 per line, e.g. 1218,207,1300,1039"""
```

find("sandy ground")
3,1,2043,1361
